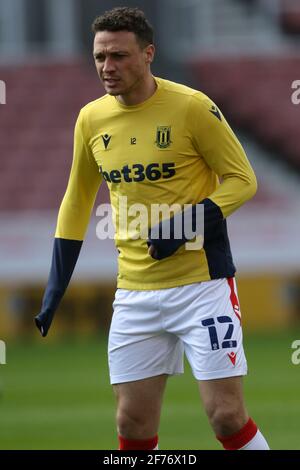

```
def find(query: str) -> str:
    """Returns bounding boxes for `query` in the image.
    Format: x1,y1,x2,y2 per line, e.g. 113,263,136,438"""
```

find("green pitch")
0,330,299,449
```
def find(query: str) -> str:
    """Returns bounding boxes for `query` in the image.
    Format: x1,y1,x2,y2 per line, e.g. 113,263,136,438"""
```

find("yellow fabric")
55,77,257,289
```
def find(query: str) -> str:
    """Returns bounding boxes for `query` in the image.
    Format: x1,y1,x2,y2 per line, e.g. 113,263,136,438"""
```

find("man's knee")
113,375,167,440
207,404,248,436
199,376,248,436
116,407,154,440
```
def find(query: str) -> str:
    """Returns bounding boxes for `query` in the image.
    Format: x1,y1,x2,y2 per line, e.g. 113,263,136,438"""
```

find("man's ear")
145,44,155,64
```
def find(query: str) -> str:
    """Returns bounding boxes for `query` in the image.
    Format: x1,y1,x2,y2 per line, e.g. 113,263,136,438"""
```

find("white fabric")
108,278,247,384
240,430,270,450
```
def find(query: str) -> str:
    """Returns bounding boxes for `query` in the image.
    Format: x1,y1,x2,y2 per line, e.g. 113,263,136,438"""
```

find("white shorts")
108,278,247,384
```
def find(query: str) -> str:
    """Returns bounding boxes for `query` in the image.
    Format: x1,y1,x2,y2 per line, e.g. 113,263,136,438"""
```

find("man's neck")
117,74,157,106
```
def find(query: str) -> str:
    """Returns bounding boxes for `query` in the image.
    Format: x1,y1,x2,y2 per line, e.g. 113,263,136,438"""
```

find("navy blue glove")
35,238,82,337
147,198,223,260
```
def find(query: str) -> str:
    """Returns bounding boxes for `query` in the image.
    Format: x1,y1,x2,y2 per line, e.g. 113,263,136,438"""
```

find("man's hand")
147,236,183,260
35,310,54,337
147,199,223,261
147,203,201,260
147,243,159,259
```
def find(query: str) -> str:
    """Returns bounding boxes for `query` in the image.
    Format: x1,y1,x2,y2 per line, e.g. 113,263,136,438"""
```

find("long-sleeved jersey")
35,76,257,336
55,77,257,290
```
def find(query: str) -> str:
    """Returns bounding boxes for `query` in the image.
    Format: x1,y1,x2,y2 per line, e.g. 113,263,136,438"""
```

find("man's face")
93,30,154,98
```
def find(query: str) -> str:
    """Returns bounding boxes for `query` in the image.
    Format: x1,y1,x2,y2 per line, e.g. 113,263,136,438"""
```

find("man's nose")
102,57,116,73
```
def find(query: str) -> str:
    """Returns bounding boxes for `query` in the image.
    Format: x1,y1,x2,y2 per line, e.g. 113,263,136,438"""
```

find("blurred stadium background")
0,0,300,450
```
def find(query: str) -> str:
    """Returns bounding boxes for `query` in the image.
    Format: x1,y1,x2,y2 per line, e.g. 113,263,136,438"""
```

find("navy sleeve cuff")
35,238,82,337
147,198,223,260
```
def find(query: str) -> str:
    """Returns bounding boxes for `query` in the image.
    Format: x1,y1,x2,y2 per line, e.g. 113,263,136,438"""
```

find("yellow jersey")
55,77,257,289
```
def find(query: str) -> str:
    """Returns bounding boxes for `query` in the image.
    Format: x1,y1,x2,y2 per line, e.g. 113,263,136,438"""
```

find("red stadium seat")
0,60,104,211
192,56,300,172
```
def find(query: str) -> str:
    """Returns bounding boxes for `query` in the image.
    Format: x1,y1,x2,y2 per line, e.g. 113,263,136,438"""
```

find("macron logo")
101,134,112,150
209,105,222,121
228,351,236,366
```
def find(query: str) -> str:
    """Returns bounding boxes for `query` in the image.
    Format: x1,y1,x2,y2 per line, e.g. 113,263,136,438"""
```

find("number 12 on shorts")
201,316,237,350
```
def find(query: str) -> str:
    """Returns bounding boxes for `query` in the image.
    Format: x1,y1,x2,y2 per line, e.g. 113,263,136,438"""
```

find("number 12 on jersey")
201,316,237,350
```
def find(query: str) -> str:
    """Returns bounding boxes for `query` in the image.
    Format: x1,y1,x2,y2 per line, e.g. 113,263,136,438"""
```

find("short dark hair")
92,7,154,48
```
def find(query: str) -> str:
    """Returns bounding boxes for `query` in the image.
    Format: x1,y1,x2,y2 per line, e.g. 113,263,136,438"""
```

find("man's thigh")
198,375,248,435
113,374,168,416
167,278,248,380
108,288,184,385
198,375,246,415
113,374,169,439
